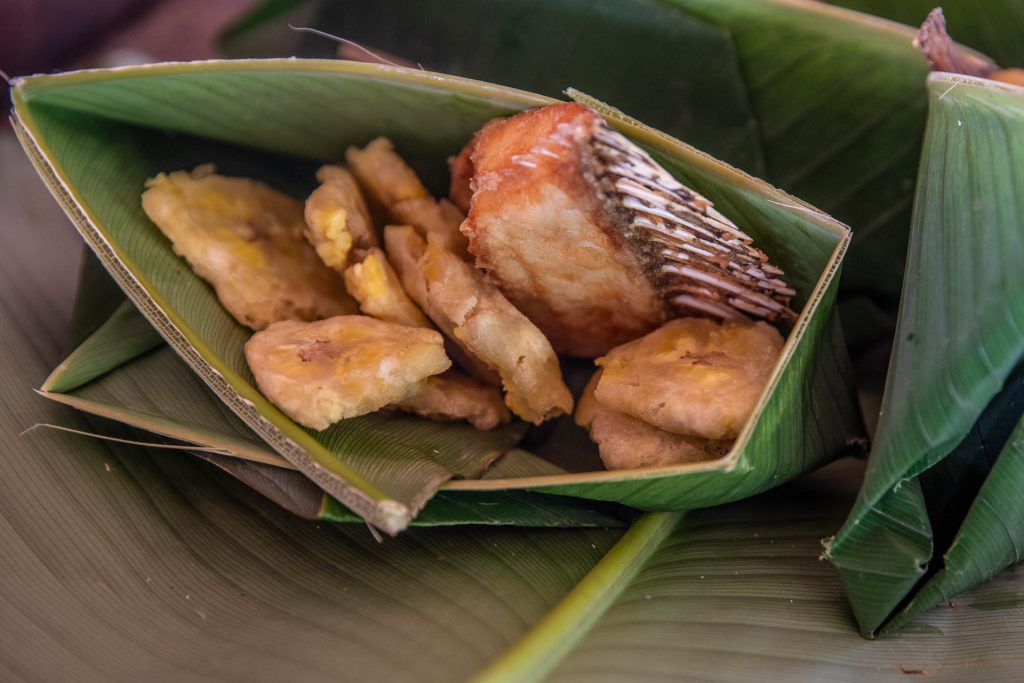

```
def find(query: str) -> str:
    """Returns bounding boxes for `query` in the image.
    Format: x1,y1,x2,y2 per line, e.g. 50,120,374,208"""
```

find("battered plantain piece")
142,166,354,331
390,197,470,257
384,226,572,424
453,103,795,358
304,164,378,272
348,137,472,258
244,315,450,430
344,247,431,328
396,371,511,430
595,317,784,441
346,137,431,210
384,225,501,386
576,371,731,470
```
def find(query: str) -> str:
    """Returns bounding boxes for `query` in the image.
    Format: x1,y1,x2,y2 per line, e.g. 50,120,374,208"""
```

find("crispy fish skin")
142,166,354,330
595,318,784,441
344,247,431,329
456,103,667,357
385,226,572,424
304,164,377,271
244,315,450,430
576,371,730,470
396,371,511,430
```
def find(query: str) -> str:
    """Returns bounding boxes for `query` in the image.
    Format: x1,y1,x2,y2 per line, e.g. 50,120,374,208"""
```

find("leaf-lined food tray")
12,60,861,533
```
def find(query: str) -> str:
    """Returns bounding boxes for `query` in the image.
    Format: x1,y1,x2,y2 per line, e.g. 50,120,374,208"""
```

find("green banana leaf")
827,74,1024,636
221,0,936,356
11,60,861,533
827,0,1024,67
4,138,1023,675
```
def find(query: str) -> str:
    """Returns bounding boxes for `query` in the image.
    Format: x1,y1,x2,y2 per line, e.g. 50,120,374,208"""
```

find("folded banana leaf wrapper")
826,74,1024,636
11,60,860,534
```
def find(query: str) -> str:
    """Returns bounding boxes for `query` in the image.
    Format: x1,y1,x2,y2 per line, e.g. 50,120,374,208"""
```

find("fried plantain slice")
344,247,431,329
390,197,470,257
245,315,450,430
345,137,431,210
385,226,572,423
576,371,730,470
304,164,377,271
384,225,500,386
142,166,354,330
595,318,784,440
347,137,472,259
396,371,511,430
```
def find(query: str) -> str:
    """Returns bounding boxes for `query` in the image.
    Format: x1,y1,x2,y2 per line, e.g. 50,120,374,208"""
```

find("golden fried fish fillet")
396,371,511,430
244,315,450,430
304,164,377,271
385,226,572,424
595,317,784,441
142,166,354,330
453,103,796,357
576,371,730,470
344,247,431,329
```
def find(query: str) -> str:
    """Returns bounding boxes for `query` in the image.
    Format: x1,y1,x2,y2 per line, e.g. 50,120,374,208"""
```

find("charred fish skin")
587,123,797,324
455,103,795,358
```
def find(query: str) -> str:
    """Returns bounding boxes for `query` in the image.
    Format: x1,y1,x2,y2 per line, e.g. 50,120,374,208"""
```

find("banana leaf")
11,60,862,533
9,131,1024,679
221,0,937,356
826,74,1024,636
827,0,1024,67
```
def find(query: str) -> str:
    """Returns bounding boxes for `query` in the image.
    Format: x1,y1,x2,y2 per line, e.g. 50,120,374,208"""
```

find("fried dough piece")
390,197,470,256
304,165,377,271
595,318,784,440
142,166,354,330
344,247,431,328
348,138,472,259
396,371,511,430
455,103,795,357
346,137,430,209
384,225,500,386
421,233,573,424
385,226,572,423
576,371,730,470
245,315,450,430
